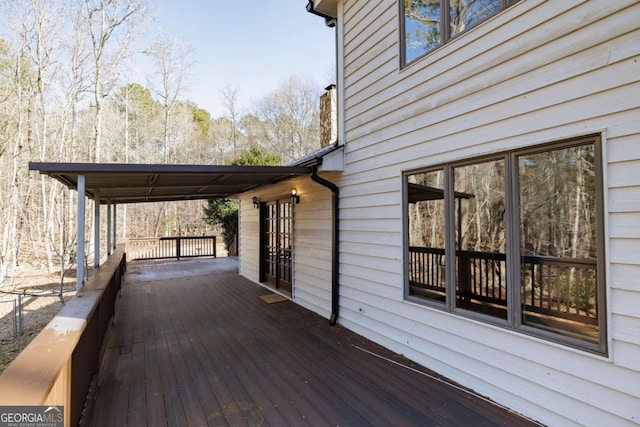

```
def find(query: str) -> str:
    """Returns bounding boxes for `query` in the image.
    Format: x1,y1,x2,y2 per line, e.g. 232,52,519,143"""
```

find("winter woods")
0,0,325,282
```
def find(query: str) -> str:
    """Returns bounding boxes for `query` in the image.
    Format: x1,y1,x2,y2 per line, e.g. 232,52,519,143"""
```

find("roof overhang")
306,0,337,20
408,183,474,203
29,162,311,204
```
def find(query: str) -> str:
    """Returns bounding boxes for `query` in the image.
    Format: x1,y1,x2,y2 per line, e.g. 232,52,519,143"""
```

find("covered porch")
1,161,537,425
87,256,535,426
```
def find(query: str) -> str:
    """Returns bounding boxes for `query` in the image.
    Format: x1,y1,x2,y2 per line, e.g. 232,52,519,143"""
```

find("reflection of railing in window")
457,250,507,306
521,255,598,326
408,247,597,326
409,247,446,300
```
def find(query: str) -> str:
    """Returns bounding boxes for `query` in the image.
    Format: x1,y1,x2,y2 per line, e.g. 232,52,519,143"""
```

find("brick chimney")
320,84,337,147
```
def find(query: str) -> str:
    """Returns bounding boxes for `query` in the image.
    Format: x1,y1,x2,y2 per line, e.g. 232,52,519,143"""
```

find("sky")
148,0,336,117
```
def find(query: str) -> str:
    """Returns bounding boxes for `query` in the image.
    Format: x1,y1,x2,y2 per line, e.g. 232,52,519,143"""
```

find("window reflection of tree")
403,0,517,63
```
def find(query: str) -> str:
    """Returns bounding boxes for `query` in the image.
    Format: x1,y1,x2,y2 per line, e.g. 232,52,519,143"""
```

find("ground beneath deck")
87,257,537,426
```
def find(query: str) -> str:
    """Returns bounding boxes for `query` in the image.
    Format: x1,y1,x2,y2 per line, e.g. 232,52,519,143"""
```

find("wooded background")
0,0,326,282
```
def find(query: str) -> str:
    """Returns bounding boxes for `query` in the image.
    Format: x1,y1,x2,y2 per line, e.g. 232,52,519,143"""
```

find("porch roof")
28,162,311,204
407,182,475,203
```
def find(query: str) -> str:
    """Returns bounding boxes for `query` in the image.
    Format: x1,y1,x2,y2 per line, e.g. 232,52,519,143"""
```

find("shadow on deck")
87,257,537,426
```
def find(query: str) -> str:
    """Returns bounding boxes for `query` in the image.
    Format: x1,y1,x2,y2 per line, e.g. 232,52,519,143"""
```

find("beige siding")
336,0,640,425
239,175,335,318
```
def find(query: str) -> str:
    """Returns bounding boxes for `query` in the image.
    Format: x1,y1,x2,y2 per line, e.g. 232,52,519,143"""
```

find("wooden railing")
520,254,598,325
0,245,126,427
457,250,508,306
408,246,598,325
127,235,217,260
409,246,446,297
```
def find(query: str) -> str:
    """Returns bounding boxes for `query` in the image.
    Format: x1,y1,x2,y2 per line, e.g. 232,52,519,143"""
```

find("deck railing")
408,246,598,325
127,235,217,260
0,245,126,427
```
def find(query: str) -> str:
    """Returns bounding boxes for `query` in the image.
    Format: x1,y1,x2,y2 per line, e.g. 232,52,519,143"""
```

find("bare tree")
146,34,191,163
23,0,74,273
254,75,322,163
81,0,146,162
221,85,243,159
145,34,191,235
0,28,30,280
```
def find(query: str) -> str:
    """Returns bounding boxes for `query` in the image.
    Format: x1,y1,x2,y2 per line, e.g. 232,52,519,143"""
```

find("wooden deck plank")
287,317,464,425
116,277,135,356
106,348,131,427
154,317,187,427
192,278,302,426
241,276,434,425
127,341,147,426
158,282,209,427
196,274,318,424
126,283,147,425
163,278,231,426
142,284,167,427
227,290,421,426
190,274,265,426
87,258,539,427
217,277,375,425
89,346,118,426
237,278,334,422
163,274,243,425
144,270,187,427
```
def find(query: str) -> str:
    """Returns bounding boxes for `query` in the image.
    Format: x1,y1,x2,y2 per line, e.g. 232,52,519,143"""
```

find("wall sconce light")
291,188,300,204
252,196,260,208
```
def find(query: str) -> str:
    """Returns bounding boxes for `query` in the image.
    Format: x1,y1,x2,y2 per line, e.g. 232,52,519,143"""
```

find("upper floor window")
405,135,607,354
402,0,520,66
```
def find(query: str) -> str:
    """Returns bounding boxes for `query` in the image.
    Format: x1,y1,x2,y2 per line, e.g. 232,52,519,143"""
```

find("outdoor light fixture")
291,188,300,204
252,196,260,208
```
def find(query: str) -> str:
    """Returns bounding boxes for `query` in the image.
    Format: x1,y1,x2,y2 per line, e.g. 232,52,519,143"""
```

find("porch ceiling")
29,162,311,204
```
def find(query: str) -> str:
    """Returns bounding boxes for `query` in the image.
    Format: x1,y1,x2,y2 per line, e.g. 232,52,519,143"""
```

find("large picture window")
402,0,520,66
404,136,606,353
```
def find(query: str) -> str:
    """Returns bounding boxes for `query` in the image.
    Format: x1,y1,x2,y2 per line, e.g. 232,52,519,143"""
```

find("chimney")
320,84,337,147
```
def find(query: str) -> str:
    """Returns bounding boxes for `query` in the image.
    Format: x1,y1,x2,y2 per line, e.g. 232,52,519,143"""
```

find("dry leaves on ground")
0,270,76,375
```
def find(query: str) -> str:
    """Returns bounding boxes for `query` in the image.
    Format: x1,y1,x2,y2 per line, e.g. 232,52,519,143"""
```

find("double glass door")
262,200,292,294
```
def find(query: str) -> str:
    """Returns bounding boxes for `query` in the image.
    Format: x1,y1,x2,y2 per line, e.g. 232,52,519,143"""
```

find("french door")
261,200,293,294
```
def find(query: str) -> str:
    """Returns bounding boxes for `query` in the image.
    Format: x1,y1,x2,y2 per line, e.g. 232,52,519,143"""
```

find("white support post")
122,205,127,241
94,191,101,270
107,200,112,255
112,203,117,250
76,175,86,291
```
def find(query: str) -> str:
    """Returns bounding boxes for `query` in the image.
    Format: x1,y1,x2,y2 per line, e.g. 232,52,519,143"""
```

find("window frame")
400,0,520,67
403,135,607,355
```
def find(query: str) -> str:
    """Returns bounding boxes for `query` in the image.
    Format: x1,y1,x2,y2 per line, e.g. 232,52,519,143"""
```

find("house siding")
239,176,335,318
335,0,640,425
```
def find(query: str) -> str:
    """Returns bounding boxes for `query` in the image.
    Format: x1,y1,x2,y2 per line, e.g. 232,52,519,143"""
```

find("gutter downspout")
310,163,340,326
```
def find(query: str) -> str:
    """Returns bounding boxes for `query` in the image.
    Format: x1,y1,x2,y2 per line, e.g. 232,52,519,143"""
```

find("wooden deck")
86,257,538,426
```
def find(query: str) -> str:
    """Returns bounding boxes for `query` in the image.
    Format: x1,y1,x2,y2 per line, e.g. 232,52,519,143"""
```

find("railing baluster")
496,260,501,301
576,268,581,316
531,262,537,307
584,269,590,318
552,265,558,310
544,264,548,309
563,266,568,313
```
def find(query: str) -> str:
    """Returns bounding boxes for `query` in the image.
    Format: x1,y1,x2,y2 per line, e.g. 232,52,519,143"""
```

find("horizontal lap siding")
239,176,334,318
239,198,260,280
339,0,640,425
